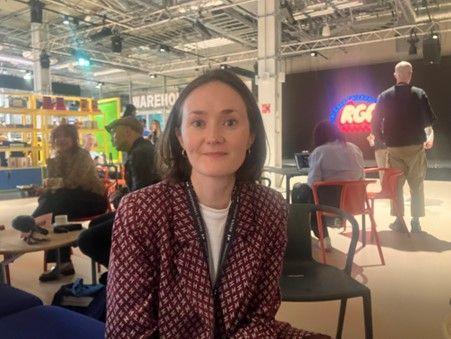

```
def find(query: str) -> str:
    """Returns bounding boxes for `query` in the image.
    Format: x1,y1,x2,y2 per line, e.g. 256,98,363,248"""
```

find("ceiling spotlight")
73,50,91,67
159,45,169,53
111,34,122,53
431,32,439,40
310,51,318,57
30,0,43,24
149,73,157,78
40,50,50,68
220,64,228,69
23,71,32,80
63,15,70,25
407,28,419,55
96,82,103,88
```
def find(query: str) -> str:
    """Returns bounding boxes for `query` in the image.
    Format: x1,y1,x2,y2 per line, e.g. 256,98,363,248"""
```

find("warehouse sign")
132,91,179,109
329,94,377,133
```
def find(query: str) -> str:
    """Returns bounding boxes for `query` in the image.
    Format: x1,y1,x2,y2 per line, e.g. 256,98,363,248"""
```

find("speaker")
423,36,441,64
30,0,43,24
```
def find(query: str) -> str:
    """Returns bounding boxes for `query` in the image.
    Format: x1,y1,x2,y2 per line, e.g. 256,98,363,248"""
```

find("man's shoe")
411,220,422,233
389,220,404,232
39,262,75,282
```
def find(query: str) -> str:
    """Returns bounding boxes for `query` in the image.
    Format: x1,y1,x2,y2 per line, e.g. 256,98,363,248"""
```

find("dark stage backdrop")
283,57,451,160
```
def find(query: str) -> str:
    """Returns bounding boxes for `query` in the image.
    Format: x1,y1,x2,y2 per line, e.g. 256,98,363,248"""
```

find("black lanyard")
184,181,240,293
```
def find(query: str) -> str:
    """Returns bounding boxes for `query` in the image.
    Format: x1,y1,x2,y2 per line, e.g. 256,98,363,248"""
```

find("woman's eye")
224,119,238,127
191,120,205,128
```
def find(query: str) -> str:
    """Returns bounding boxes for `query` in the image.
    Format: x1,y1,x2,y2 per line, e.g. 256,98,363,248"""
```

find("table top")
0,227,83,255
263,165,309,176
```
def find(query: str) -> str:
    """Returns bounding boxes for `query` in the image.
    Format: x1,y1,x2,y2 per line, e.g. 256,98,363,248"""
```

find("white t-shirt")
199,202,231,283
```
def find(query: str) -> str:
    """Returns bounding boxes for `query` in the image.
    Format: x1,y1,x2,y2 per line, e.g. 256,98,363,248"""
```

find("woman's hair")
158,69,266,183
50,124,80,152
151,119,161,134
313,120,346,148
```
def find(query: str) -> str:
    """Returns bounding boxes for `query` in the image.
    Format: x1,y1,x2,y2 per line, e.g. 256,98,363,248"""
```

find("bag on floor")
51,278,106,322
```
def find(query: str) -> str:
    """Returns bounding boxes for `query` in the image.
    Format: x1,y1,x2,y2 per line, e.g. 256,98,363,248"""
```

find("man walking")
372,61,436,232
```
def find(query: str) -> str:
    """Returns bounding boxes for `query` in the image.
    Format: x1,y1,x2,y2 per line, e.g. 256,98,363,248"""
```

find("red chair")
312,179,385,266
364,168,409,234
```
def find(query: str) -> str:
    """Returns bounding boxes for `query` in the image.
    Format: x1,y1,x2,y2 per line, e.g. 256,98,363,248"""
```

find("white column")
31,21,51,94
257,0,284,180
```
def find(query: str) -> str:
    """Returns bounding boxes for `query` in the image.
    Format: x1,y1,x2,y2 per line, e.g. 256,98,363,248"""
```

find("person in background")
292,120,364,250
78,116,160,276
139,118,152,139
32,124,108,282
82,133,104,164
372,61,436,233
106,70,329,338
149,119,162,146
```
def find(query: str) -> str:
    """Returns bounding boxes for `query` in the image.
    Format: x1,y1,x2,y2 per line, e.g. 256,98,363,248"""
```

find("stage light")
159,45,169,53
63,15,70,25
111,34,122,53
96,82,103,88
310,51,318,57
30,0,43,24
407,28,419,55
23,71,32,80
40,51,50,68
220,64,228,69
73,51,91,67
432,32,439,40
149,73,157,78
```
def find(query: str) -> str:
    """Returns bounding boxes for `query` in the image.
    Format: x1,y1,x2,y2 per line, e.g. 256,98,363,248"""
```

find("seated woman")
33,124,108,282
292,120,364,249
106,70,329,338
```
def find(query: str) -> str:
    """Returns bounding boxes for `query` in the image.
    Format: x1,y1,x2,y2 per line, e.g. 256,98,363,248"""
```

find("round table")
0,227,83,284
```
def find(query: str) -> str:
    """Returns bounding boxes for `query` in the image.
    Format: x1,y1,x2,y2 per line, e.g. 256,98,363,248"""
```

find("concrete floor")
1,180,450,339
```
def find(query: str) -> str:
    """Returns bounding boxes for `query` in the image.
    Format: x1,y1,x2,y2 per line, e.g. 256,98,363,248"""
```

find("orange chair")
364,167,409,234
312,179,385,266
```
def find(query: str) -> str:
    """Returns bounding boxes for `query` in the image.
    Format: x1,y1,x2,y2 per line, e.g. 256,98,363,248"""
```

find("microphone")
12,215,49,239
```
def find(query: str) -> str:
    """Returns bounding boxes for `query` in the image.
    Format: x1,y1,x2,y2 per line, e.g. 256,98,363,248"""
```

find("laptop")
294,151,310,171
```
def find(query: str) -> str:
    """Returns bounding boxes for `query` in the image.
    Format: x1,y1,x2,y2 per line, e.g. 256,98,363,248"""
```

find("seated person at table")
106,69,329,338
78,116,160,272
32,124,108,282
292,120,364,249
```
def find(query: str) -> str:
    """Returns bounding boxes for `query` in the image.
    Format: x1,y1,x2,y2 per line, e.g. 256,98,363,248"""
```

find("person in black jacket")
78,116,160,272
372,61,436,233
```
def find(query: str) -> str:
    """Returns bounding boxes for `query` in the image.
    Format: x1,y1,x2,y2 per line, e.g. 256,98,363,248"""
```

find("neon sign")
329,94,377,133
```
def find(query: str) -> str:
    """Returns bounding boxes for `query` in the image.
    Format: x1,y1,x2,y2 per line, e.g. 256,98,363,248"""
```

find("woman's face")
53,131,74,153
177,81,254,181
150,121,158,132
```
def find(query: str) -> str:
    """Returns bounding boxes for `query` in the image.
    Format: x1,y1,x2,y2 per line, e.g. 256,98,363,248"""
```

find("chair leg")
363,293,373,339
316,211,327,264
5,264,11,285
336,298,347,339
361,214,366,247
368,210,385,265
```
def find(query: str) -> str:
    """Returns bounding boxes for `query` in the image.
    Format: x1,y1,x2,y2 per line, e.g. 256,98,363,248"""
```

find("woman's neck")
190,173,235,209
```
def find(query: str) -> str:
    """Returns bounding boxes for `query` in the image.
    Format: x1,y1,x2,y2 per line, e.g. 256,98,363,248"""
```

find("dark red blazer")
106,181,321,338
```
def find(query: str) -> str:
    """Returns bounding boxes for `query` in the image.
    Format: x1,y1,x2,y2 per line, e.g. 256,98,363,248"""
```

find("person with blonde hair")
372,61,436,233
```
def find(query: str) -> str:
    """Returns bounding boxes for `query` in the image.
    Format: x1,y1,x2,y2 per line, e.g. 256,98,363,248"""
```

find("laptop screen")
294,152,310,171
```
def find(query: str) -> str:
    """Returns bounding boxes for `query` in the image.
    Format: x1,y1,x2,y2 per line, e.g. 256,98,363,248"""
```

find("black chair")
280,203,372,339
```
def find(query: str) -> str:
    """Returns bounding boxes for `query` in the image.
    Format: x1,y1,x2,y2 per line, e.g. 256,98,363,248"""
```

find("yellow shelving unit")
0,93,106,167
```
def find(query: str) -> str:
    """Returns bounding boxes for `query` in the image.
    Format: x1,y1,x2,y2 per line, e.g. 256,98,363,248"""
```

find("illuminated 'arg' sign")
329,94,377,133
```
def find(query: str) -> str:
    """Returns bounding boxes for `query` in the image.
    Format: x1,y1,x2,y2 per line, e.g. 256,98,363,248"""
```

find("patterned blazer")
106,181,321,338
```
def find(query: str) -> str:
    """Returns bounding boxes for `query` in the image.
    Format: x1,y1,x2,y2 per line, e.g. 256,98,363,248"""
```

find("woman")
33,124,108,282
292,120,364,249
149,119,161,145
106,70,329,338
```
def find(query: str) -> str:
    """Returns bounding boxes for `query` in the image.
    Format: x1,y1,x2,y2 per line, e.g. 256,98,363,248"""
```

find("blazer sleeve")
231,194,318,338
106,192,159,338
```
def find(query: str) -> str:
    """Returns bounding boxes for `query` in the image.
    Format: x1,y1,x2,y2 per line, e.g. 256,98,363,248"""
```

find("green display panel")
97,98,121,162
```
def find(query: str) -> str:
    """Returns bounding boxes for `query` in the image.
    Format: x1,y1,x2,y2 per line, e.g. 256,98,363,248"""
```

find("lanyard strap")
184,181,240,293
